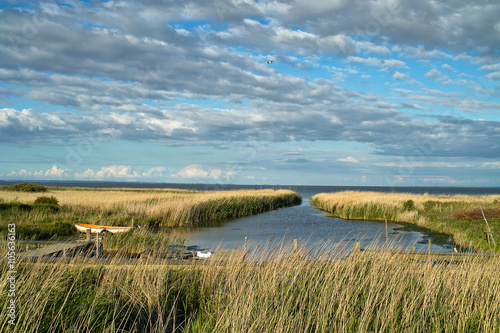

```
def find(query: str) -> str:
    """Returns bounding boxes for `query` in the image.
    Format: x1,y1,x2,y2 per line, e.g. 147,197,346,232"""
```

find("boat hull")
74,223,134,234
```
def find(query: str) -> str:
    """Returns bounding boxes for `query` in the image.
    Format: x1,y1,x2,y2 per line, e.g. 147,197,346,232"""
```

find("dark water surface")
3,181,500,253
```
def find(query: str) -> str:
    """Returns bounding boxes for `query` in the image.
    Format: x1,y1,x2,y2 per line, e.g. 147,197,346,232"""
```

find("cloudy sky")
1,0,499,186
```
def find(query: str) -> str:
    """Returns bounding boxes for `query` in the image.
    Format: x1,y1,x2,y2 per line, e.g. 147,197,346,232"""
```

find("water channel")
169,187,457,253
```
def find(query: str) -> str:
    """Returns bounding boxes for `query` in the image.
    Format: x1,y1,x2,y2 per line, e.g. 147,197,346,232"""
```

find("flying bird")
267,60,274,64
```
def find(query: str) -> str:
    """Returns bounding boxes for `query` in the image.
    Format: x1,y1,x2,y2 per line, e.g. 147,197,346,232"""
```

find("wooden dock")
20,240,95,261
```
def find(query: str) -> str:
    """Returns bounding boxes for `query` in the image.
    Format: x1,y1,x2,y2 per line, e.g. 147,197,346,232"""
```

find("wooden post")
86,228,91,242
293,238,298,258
428,238,432,255
96,233,100,258
385,217,389,248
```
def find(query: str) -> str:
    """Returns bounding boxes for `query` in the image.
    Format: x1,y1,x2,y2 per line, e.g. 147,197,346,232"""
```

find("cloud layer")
0,0,499,185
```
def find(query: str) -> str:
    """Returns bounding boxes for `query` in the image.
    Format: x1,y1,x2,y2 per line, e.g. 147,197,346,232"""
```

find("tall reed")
2,235,499,332
311,191,500,252
0,188,301,239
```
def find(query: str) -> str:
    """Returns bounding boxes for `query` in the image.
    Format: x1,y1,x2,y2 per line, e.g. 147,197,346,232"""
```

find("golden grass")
311,191,500,252
0,187,293,208
0,187,301,238
2,233,499,332
311,191,499,215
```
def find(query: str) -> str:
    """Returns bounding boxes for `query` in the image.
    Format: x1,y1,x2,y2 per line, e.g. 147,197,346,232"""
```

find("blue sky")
0,0,499,186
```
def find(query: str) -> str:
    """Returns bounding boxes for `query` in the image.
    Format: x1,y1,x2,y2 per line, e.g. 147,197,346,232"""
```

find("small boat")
74,223,135,234
196,251,212,258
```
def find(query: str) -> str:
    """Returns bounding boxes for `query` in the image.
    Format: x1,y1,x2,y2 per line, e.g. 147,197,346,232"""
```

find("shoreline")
310,191,500,253
0,184,302,240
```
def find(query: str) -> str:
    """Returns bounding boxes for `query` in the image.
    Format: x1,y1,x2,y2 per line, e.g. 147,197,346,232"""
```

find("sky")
0,0,499,187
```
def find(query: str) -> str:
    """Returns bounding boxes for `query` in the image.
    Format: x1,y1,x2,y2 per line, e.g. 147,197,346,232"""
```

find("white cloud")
486,72,500,80
393,71,408,80
382,59,408,68
392,45,453,59
172,164,235,180
482,162,500,168
441,64,454,71
423,88,459,97
425,69,442,78
175,28,191,36
406,79,424,86
356,41,390,55
174,164,208,178
5,165,70,179
337,156,359,163
0,108,70,135
479,63,500,72
347,56,408,68
401,103,426,110
44,165,66,177
74,165,167,180
394,88,413,94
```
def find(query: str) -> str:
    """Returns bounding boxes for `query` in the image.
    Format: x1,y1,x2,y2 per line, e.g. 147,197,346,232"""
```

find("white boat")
196,251,212,258
74,223,135,234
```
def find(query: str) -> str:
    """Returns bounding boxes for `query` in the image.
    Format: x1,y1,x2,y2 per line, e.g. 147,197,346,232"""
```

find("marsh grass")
102,228,186,257
0,187,301,239
311,191,500,252
2,234,499,332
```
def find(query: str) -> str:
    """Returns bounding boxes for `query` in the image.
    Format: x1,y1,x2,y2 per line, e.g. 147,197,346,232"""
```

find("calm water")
169,186,461,253
4,181,500,253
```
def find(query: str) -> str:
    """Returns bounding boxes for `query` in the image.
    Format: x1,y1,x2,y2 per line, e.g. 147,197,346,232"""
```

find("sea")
2,180,500,195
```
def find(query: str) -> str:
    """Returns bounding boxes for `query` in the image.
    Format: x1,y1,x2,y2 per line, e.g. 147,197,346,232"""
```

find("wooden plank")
22,241,94,260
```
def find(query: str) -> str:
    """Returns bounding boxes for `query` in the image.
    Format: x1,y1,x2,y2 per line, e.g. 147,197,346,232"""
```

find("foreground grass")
310,191,500,253
1,232,499,332
0,186,301,239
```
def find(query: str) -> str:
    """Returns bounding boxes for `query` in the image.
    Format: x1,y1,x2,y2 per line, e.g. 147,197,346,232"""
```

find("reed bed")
310,191,500,252
2,232,499,332
0,186,301,239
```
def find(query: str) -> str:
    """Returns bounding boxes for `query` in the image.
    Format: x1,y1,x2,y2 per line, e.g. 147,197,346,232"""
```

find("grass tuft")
2,182,48,192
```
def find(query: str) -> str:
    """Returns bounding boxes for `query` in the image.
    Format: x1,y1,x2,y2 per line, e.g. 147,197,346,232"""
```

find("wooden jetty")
20,240,96,261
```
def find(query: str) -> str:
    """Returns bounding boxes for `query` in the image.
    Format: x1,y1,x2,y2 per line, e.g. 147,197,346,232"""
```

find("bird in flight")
267,60,274,64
